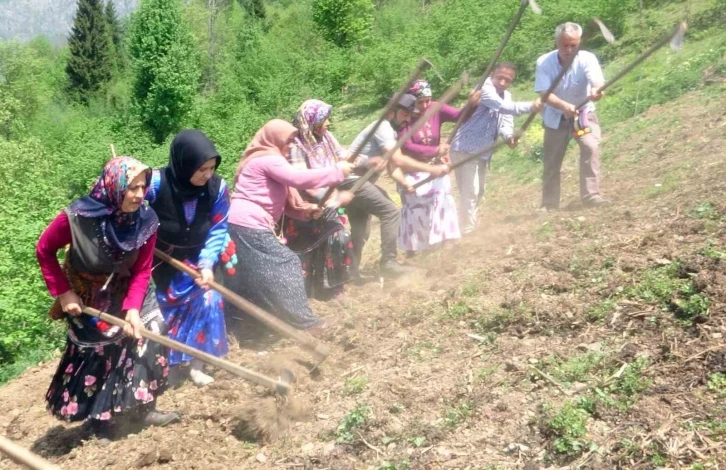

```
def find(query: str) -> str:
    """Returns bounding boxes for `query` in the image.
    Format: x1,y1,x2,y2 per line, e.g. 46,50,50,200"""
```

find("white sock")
189,359,214,387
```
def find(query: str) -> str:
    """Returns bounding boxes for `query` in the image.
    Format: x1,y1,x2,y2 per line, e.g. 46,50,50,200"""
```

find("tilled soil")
1,89,725,469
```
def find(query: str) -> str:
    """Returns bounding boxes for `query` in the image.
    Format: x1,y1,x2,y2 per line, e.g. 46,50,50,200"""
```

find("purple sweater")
401,103,461,160
229,155,344,231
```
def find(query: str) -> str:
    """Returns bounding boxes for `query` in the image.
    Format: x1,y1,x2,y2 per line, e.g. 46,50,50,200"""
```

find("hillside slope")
0,84,724,468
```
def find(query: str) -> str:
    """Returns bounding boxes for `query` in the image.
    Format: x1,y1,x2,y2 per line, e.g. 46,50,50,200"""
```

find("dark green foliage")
240,0,266,20
66,0,114,102
128,0,199,143
312,0,374,48
105,0,122,49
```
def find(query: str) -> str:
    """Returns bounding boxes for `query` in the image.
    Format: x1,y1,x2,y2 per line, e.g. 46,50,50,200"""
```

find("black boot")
139,403,180,428
379,259,414,278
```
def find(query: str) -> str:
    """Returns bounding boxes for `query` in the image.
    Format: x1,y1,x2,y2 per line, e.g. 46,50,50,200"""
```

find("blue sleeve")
145,169,162,204
197,179,230,270
534,58,552,94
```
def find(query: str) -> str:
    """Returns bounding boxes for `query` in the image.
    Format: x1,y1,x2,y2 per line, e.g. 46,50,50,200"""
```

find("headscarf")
166,129,221,202
409,80,432,99
235,119,309,214
292,99,339,169
236,119,298,176
68,157,158,252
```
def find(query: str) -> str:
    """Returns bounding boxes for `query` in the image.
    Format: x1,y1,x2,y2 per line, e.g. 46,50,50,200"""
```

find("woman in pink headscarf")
399,80,480,255
224,119,353,332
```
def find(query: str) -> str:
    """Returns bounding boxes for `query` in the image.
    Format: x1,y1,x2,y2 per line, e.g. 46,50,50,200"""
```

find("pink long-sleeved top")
229,155,344,231
36,211,156,312
401,103,462,160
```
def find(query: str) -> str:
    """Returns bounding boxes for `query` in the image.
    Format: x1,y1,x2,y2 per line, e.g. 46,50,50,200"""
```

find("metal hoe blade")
528,0,542,15
670,21,687,51
593,18,615,44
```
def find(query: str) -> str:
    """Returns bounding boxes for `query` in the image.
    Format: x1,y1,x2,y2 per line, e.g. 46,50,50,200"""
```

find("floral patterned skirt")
285,208,353,300
45,267,170,423
158,287,228,367
398,172,461,252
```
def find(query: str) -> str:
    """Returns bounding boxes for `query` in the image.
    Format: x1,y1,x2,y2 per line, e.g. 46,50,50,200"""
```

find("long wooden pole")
348,74,465,194
0,436,60,470
447,0,541,145
81,307,291,395
153,249,330,362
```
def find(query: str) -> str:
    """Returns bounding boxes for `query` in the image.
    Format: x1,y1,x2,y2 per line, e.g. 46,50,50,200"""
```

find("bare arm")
390,147,449,177
543,93,577,119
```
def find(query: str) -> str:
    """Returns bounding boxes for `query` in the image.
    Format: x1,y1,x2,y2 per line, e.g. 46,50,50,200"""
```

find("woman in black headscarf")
147,129,233,387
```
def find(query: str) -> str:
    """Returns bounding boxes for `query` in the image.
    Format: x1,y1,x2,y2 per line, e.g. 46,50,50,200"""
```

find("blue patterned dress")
146,171,230,366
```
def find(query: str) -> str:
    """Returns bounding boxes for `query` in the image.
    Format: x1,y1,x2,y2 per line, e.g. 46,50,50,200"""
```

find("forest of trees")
0,0,722,380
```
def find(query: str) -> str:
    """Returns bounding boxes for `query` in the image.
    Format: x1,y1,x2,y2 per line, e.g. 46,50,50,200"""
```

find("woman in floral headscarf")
36,157,178,438
285,99,355,300
398,80,480,255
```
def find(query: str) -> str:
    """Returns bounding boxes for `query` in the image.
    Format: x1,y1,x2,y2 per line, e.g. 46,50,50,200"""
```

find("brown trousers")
541,112,602,208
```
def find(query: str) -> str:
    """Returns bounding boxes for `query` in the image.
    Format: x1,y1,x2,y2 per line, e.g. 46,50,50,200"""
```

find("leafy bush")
312,0,375,48
0,138,68,378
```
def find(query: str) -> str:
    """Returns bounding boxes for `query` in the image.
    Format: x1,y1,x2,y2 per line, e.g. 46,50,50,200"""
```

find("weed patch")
545,351,606,385
335,404,372,444
443,401,473,429
473,303,531,334
627,262,710,321
544,402,591,457
707,373,726,397
343,376,369,396
587,299,617,323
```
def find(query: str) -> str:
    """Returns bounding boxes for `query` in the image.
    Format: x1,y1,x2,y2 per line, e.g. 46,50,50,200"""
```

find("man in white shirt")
535,22,606,210
451,62,541,234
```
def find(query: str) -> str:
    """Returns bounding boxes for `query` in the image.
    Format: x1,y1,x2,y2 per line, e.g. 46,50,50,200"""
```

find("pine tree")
129,0,199,143
105,0,122,51
105,0,125,71
65,0,113,102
